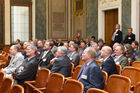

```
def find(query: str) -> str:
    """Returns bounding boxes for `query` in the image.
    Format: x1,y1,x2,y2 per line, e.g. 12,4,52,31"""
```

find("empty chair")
10,85,24,93
134,82,140,93
116,64,122,74
96,60,102,66
0,71,5,88
34,73,64,93
61,79,84,93
25,68,50,93
0,77,14,93
105,75,130,93
86,88,108,93
121,67,140,88
132,61,140,68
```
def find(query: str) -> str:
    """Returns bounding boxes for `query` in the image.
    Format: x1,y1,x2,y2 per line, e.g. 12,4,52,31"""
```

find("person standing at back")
111,24,122,48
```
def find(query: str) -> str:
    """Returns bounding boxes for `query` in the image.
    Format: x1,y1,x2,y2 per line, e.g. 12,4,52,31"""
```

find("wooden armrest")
34,87,46,93
12,72,15,78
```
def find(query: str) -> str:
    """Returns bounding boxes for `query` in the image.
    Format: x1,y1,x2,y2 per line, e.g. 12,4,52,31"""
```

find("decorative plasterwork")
99,0,121,10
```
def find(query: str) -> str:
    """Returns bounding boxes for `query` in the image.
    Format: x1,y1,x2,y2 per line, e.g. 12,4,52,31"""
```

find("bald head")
101,46,112,59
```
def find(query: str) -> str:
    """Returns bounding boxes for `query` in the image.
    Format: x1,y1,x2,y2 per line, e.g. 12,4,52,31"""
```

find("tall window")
0,0,4,45
11,6,30,43
11,0,32,43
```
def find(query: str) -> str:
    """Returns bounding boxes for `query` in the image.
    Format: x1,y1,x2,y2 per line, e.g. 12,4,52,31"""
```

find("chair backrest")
62,79,83,93
10,85,24,93
116,64,122,74
96,60,102,66
106,75,131,93
121,67,140,87
0,77,14,93
70,62,75,76
86,88,108,93
132,61,140,68
72,65,82,80
79,59,84,65
46,73,64,93
0,71,5,88
134,82,140,93
35,68,50,88
102,70,108,87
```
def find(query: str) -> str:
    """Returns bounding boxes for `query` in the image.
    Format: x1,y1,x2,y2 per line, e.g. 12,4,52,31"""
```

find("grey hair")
102,46,112,55
91,42,98,47
57,46,67,56
85,47,97,59
117,44,125,54
12,45,20,52
28,44,37,52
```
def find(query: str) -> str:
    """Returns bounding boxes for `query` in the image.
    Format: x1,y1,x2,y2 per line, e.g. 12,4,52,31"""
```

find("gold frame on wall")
74,0,84,17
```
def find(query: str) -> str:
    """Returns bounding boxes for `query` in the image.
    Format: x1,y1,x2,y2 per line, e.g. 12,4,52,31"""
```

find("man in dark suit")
78,41,87,58
77,47,104,93
124,28,135,44
111,24,122,48
14,44,39,86
100,46,118,76
51,46,71,77
68,43,80,67
38,40,54,70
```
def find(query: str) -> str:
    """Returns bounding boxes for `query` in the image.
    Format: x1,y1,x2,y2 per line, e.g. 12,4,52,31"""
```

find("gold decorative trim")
74,0,84,17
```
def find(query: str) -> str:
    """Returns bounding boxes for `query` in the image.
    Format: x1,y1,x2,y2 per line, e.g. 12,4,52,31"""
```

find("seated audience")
64,42,70,54
57,39,64,46
97,39,105,50
22,42,30,59
111,42,120,57
14,44,39,86
38,40,54,70
51,46,71,77
113,44,128,69
85,38,90,47
78,41,87,58
68,43,80,67
124,28,135,44
91,36,96,42
36,40,44,58
100,46,118,76
15,39,21,48
77,47,104,93
74,36,80,46
131,41,139,53
91,42,101,60
124,44,136,65
1,45,24,78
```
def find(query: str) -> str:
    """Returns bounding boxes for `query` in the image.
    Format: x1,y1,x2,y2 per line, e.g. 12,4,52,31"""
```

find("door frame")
98,6,122,42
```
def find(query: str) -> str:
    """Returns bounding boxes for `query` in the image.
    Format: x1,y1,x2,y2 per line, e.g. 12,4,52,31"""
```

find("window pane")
0,4,3,43
11,6,30,43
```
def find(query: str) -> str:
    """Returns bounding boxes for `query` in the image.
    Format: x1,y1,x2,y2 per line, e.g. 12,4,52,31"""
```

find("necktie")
42,51,47,59
78,63,87,81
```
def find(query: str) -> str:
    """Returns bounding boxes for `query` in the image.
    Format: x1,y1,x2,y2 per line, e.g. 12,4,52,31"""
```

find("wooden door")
105,9,118,46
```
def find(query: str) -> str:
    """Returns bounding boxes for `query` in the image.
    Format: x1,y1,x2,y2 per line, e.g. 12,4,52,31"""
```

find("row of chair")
0,71,24,93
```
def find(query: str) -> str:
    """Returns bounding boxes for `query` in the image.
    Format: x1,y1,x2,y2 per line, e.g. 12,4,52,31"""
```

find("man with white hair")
51,46,71,77
14,44,39,86
100,46,118,76
77,47,104,93
1,45,24,78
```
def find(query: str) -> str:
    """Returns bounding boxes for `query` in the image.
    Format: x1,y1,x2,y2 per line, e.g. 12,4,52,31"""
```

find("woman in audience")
124,44,136,65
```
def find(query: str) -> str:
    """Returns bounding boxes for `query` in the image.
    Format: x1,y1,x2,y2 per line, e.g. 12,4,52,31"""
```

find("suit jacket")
3,52,24,77
67,52,80,67
78,47,86,58
77,61,104,93
15,56,39,86
111,30,122,47
114,55,128,69
101,56,118,76
51,55,71,77
124,33,135,44
39,50,54,70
